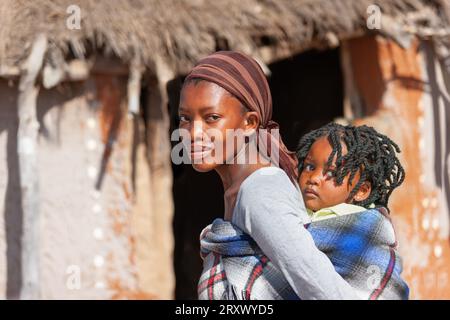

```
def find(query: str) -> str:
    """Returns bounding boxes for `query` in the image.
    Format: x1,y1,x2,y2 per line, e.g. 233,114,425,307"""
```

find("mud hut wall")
0,72,174,299
342,35,450,299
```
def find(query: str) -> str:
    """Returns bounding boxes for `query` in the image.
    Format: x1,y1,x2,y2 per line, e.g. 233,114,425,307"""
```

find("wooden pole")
17,33,47,299
145,55,175,298
127,56,143,115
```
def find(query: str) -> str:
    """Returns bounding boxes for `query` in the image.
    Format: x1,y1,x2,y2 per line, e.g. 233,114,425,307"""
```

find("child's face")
298,136,361,211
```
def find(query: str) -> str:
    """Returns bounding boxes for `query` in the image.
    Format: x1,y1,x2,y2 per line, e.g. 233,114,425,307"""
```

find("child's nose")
308,170,321,185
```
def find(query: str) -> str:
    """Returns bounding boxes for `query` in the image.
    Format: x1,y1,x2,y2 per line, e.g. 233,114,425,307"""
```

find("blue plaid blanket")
198,207,409,300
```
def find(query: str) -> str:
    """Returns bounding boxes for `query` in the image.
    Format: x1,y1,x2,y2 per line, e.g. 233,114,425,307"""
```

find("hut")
0,0,449,299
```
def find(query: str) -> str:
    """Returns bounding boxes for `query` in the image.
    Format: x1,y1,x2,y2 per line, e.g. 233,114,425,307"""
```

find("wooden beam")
0,65,20,78
17,33,47,299
127,56,143,115
143,55,175,298
340,41,364,120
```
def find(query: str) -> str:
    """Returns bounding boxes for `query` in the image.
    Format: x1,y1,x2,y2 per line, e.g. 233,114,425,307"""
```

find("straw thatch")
0,0,449,75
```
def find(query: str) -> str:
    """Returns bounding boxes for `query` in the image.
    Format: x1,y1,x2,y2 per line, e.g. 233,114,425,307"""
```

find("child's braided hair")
296,122,405,209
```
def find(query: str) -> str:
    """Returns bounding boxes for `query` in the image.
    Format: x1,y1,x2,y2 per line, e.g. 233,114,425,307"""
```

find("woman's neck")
215,161,271,221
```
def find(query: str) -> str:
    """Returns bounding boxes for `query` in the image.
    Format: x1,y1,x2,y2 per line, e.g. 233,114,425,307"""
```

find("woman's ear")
353,181,372,203
244,111,260,135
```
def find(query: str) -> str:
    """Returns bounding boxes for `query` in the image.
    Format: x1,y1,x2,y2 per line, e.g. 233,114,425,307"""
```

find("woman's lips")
191,142,214,150
190,143,214,160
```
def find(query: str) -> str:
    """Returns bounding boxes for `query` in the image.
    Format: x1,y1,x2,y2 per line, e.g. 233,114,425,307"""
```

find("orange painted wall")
345,35,450,299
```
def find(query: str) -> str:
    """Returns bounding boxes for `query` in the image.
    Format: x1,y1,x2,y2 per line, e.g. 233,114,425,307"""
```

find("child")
296,122,409,299
296,122,404,220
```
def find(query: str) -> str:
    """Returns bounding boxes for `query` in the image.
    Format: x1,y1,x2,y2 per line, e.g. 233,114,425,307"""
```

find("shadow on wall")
0,80,22,299
168,48,344,299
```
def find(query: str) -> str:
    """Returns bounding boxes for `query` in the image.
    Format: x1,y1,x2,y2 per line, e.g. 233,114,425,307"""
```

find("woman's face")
298,136,361,211
178,80,254,172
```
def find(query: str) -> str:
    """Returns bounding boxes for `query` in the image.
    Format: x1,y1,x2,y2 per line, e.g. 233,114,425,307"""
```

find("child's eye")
325,170,336,178
304,163,314,171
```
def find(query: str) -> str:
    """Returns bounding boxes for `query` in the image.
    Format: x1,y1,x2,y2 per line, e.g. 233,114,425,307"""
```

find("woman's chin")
191,162,218,172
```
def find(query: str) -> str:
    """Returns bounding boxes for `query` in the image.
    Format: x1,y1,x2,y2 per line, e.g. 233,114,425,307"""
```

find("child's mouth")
304,188,319,198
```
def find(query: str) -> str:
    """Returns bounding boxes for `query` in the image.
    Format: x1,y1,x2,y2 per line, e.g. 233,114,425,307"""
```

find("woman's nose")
191,120,206,142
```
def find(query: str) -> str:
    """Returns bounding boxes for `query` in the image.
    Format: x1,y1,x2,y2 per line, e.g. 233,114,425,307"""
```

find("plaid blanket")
198,207,409,300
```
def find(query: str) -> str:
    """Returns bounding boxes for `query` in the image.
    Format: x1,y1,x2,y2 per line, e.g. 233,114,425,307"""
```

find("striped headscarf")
184,51,298,183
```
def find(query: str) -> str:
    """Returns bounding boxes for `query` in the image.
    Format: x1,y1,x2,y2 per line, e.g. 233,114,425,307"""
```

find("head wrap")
184,51,298,183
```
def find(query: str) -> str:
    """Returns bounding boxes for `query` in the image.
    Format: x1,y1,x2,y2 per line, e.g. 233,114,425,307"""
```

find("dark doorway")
169,47,344,299
269,48,344,150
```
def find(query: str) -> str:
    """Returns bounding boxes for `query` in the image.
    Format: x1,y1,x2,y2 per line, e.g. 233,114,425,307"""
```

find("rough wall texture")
0,75,174,299
35,77,139,299
343,35,450,299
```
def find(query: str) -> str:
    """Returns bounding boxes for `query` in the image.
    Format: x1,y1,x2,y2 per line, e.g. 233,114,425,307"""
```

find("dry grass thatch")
0,0,449,74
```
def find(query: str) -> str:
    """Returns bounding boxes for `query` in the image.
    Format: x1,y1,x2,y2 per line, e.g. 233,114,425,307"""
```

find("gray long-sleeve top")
231,166,360,300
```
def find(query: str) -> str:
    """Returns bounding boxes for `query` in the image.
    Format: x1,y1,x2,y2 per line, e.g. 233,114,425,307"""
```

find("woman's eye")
179,115,189,122
304,164,314,171
206,115,220,122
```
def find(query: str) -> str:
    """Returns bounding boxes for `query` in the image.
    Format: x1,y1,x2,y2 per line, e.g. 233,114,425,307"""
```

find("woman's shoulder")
233,166,307,228
239,166,298,196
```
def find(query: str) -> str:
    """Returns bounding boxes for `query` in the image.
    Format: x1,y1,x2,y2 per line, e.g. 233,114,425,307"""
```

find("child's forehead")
307,136,348,159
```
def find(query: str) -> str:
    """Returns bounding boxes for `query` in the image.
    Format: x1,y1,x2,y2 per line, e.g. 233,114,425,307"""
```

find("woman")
178,51,358,300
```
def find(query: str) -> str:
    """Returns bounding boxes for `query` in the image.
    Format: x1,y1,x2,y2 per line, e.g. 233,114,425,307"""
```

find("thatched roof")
0,0,449,76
